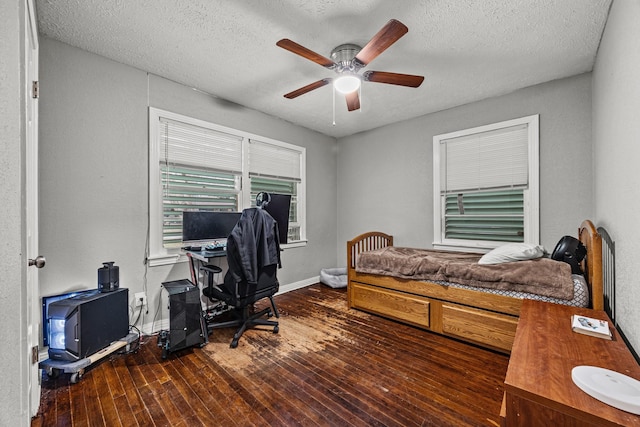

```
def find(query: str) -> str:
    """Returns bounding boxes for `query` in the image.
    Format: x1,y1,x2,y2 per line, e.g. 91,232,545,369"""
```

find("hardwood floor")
33,284,509,427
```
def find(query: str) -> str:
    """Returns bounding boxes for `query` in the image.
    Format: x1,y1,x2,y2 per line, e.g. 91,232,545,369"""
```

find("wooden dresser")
502,299,640,426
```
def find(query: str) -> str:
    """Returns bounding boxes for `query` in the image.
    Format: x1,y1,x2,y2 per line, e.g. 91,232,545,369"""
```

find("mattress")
435,274,589,308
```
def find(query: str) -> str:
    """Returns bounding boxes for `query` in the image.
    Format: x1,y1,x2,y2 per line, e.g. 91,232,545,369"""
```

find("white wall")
38,38,338,334
337,73,593,263
0,1,29,425
592,0,640,353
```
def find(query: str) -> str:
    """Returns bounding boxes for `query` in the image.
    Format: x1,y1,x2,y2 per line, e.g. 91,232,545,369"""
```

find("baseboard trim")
278,276,319,295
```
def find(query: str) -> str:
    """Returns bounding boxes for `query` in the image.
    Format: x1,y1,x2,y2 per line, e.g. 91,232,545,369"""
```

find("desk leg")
186,253,198,285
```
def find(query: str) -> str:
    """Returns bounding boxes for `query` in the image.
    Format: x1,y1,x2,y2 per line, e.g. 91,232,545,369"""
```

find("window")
433,115,539,252
248,139,303,242
149,108,306,265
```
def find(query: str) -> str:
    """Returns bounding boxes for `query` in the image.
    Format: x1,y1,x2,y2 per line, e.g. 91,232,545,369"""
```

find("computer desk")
184,249,226,287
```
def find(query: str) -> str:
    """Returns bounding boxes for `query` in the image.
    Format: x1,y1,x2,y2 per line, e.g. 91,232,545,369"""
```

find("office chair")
202,206,281,348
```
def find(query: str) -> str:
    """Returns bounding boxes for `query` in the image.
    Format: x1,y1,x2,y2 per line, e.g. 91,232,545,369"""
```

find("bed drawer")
441,303,518,352
350,283,430,329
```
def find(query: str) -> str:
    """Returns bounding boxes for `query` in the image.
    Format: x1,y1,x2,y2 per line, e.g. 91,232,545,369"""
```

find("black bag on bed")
551,236,587,275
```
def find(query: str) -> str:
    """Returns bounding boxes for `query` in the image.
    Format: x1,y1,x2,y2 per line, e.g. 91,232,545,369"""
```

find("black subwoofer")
47,288,129,361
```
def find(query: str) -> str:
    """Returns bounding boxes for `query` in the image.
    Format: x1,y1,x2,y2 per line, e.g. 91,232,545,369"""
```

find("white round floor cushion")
319,267,348,288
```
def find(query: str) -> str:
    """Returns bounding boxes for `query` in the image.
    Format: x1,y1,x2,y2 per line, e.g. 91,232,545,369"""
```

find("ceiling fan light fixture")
277,20,423,113
333,75,361,94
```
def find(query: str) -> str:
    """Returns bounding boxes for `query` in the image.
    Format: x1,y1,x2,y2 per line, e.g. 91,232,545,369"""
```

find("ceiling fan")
276,19,424,112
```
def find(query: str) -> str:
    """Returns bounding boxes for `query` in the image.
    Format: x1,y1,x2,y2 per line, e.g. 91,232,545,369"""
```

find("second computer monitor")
263,193,291,245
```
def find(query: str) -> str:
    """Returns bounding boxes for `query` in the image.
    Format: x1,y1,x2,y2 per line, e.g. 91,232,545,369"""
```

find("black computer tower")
159,280,207,358
47,288,129,361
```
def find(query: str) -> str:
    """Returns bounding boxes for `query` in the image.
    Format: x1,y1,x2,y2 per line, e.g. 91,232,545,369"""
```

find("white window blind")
248,139,301,181
160,118,243,173
248,139,302,242
441,124,529,194
157,117,243,248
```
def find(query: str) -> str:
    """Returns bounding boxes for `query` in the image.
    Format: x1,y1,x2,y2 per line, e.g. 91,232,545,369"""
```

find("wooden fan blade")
284,79,331,99
276,39,336,69
354,19,408,66
345,91,360,111
363,70,424,87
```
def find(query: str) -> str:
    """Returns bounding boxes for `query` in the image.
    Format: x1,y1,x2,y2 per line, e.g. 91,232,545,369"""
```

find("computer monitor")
263,193,291,244
182,211,241,245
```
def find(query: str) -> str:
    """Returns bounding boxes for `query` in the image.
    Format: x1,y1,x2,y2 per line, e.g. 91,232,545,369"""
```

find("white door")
25,0,42,418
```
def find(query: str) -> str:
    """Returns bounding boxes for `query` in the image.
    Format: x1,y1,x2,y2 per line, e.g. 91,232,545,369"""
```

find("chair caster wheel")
47,368,61,379
230,340,238,349
273,325,279,334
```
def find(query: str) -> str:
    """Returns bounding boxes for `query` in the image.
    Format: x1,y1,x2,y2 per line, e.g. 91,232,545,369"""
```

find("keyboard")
204,242,226,251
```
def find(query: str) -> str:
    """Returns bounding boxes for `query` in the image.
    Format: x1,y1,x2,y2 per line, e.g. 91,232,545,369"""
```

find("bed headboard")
347,231,393,271
597,225,615,322
578,220,603,310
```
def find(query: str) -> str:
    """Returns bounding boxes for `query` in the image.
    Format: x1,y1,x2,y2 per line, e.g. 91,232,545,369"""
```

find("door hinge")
31,345,39,364
32,81,39,99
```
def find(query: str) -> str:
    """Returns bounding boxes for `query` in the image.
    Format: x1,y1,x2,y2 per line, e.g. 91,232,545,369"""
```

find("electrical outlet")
134,292,147,307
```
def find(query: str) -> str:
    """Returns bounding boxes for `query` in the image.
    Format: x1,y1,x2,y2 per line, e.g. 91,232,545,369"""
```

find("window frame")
432,115,539,252
148,107,306,266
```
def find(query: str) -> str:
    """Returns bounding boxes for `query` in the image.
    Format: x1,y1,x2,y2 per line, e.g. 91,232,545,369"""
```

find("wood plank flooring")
33,284,509,426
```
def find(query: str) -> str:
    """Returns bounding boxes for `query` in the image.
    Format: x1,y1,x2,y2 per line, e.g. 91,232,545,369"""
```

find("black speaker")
97,261,119,292
159,280,207,358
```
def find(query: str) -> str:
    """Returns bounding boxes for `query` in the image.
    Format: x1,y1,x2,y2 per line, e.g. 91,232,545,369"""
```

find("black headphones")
551,236,587,275
256,192,271,208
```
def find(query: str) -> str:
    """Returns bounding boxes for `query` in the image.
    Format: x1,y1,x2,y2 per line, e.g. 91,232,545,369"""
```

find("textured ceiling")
36,0,612,138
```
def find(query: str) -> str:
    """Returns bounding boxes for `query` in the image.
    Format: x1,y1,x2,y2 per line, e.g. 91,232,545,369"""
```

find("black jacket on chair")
226,207,281,286
203,207,281,348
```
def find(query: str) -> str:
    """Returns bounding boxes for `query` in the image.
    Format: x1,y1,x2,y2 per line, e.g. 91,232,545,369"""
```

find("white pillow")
478,243,545,265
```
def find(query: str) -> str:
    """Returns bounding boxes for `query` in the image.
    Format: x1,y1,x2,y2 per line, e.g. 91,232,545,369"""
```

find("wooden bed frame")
347,220,604,353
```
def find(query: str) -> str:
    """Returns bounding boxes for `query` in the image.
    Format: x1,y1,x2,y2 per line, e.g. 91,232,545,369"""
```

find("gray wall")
34,3,640,368
38,38,337,332
337,73,593,263
0,1,29,425
592,0,640,353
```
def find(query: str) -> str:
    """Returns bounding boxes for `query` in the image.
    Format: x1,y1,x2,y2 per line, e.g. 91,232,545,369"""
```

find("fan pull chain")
332,86,336,126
